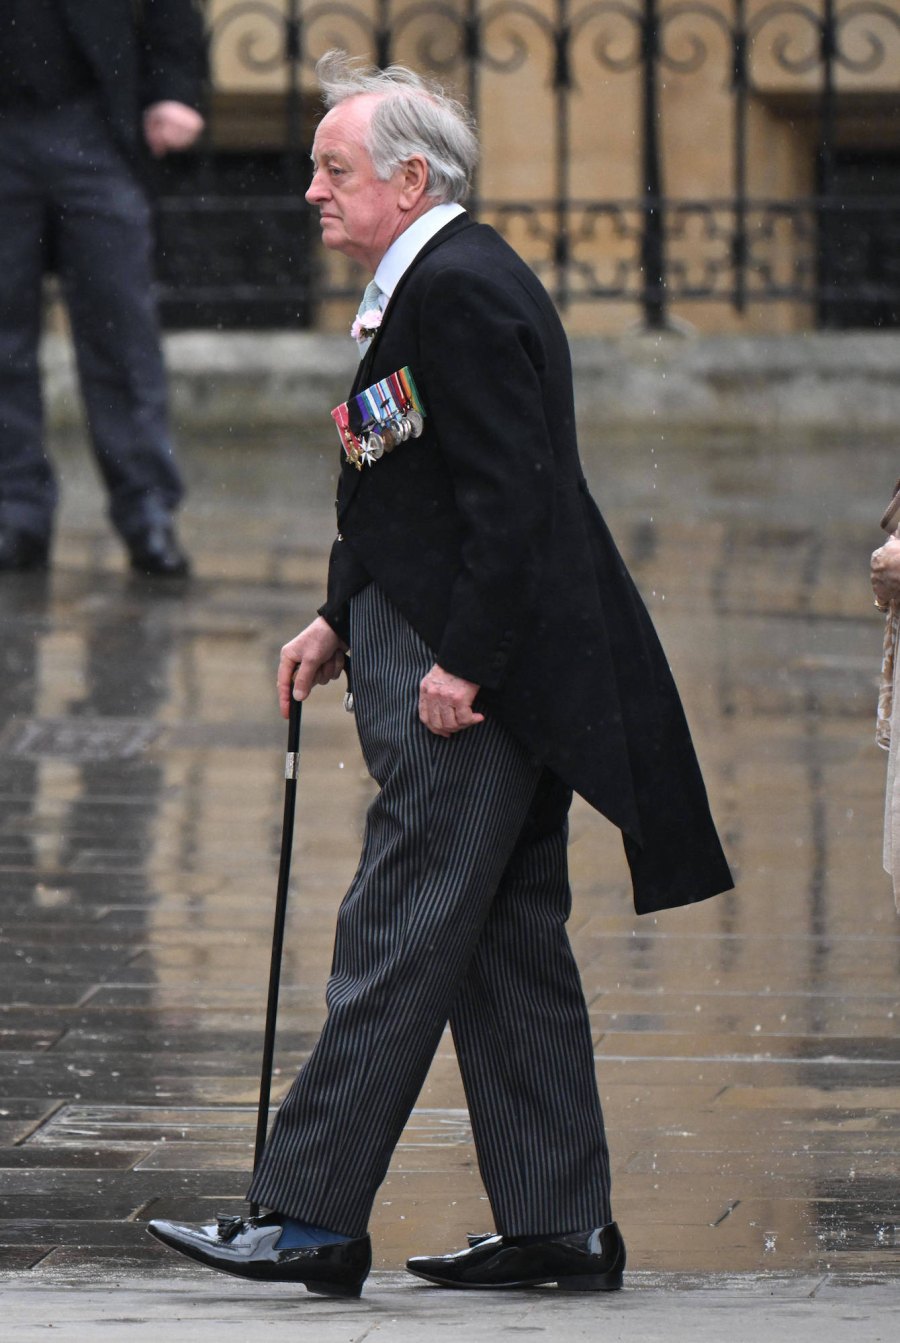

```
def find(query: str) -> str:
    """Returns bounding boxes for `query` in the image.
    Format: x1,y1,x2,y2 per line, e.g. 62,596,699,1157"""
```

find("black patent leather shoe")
147,1213,371,1297
127,521,190,577
406,1222,625,1291
0,527,49,572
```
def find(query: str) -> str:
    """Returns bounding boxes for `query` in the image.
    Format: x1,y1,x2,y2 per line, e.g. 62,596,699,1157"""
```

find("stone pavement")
0,420,897,1334
3,1273,897,1342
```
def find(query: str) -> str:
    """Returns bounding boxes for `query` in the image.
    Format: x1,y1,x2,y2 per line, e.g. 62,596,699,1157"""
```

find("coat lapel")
349,213,475,396
340,213,476,510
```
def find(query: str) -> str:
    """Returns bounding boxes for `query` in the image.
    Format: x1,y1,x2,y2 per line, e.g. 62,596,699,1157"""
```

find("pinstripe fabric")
247,583,611,1237
450,788,612,1233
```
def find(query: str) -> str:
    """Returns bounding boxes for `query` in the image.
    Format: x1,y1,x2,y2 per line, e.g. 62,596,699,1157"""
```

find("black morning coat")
320,214,734,915
0,0,207,157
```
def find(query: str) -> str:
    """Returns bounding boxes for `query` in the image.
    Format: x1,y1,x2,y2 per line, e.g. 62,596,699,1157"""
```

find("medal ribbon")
331,366,426,466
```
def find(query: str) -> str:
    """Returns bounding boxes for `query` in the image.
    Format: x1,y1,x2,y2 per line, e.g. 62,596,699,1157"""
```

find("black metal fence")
155,0,900,329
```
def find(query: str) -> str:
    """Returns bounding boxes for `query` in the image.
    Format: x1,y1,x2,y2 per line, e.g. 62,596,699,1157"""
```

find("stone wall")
40,332,900,434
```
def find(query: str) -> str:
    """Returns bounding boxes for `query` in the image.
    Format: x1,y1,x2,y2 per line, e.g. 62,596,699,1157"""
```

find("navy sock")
265,1213,353,1248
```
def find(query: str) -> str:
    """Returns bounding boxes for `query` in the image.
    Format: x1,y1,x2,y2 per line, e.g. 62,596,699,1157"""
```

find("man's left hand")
419,664,484,738
143,101,205,157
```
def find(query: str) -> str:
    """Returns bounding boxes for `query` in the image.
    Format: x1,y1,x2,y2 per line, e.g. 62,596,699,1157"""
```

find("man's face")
306,97,408,271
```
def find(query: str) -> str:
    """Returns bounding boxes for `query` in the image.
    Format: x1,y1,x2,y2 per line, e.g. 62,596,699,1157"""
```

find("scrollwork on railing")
177,1,900,328
388,3,474,74
207,1,900,92
746,2,824,79
472,196,826,301
657,4,733,76
742,0,900,87
208,0,292,75
836,0,900,72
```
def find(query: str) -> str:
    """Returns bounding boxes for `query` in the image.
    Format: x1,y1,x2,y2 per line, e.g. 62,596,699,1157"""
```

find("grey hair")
315,50,479,204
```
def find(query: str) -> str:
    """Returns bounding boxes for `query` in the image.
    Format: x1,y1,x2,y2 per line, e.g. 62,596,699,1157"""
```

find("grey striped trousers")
247,582,612,1238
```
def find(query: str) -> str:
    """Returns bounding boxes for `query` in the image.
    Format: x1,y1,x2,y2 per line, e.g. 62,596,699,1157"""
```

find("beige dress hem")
876,605,900,913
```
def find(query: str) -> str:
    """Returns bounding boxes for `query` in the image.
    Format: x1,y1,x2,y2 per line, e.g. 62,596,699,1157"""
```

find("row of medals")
349,407,424,468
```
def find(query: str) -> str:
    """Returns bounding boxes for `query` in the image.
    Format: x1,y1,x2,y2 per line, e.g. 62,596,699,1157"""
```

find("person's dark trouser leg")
449,770,613,1236
51,100,183,541
247,584,546,1237
0,112,57,541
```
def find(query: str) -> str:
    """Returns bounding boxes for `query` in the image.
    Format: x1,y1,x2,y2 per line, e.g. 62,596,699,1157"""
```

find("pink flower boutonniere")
351,309,383,345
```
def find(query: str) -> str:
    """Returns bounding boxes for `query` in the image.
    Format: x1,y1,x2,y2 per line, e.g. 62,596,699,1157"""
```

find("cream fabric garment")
876,603,900,913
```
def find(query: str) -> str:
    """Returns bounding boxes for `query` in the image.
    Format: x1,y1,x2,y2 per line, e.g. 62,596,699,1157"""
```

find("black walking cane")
248,692,302,1220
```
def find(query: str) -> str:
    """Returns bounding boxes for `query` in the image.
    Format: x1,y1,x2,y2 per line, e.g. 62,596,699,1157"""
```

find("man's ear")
398,155,429,210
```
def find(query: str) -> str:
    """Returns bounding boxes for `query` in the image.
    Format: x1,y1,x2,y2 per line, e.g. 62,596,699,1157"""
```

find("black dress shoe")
0,527,49,572
147,1213,371,1296
127,520,190,576
406,1222,625,1291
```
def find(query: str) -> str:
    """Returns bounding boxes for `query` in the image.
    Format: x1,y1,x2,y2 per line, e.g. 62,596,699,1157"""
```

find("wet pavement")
0,421,898,1312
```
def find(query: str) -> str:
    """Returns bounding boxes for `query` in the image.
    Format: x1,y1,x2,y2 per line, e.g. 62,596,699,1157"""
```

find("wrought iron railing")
154,1,900,329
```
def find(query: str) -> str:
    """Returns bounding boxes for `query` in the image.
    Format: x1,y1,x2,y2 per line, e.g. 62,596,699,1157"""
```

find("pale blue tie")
355,279,383,358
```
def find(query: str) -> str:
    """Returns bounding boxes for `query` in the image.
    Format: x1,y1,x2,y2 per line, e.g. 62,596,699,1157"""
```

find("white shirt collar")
373,203,466,304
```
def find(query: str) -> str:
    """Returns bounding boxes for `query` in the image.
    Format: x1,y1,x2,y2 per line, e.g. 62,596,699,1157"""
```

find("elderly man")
149,50,732,1298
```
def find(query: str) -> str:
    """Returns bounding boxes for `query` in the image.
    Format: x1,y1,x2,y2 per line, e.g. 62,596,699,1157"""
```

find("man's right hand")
277,616,348,718
143,101,205,157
